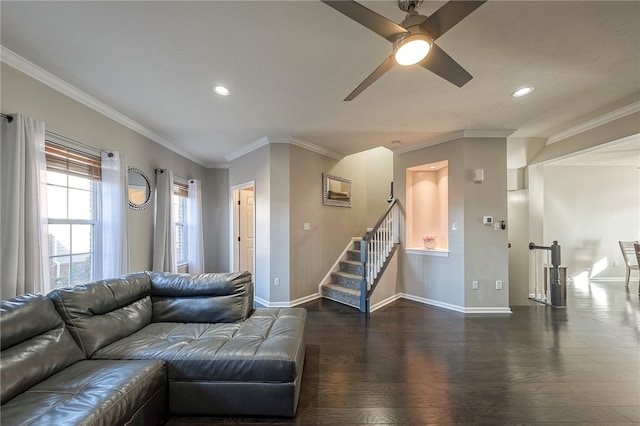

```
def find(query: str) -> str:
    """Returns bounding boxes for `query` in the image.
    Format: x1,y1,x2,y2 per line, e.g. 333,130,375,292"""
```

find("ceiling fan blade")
420,0,486,41
418,43,473,87
321,1,407,43
344,55,396,101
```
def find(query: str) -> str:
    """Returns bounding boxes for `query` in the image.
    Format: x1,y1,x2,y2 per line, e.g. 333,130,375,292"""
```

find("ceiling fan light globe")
394,35,431,66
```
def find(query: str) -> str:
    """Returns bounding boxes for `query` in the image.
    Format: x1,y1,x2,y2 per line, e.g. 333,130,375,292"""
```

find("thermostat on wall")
483,216,493,225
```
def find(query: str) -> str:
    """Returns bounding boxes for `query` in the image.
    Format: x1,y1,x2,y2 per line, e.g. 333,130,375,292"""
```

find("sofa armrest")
149,271,253,323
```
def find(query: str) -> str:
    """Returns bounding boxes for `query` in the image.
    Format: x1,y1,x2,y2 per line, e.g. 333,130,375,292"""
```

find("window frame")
45,139,102,289
173,181,189,272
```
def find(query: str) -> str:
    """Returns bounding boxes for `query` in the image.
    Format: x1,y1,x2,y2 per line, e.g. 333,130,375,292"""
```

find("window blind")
173,182,188,198
45,141,102,181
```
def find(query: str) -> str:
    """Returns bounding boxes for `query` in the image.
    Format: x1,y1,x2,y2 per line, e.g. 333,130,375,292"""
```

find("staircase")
320,240,364,309
320,199,400,312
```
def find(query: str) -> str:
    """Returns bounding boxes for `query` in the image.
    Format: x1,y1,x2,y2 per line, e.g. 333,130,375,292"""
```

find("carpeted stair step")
330,271,362,291
340,259,364,276
320,283,360,309
346,249,361,262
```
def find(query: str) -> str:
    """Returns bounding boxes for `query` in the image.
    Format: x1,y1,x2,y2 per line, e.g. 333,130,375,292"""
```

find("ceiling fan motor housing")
398,0,423,13
400,14,429,32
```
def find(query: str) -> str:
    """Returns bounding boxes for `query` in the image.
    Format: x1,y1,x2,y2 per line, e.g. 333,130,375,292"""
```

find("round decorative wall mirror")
128,166,152,210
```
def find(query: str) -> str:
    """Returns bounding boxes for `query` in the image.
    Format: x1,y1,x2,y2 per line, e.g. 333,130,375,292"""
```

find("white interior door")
239,188,254,275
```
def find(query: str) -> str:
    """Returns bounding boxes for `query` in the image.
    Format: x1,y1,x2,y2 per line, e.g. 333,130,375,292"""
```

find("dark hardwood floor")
167,280,640,425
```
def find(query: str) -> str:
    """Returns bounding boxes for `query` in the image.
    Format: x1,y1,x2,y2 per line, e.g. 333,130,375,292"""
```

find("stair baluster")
360,199,399,313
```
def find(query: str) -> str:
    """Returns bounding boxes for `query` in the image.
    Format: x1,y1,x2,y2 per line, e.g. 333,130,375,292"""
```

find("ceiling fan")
321,0,486,101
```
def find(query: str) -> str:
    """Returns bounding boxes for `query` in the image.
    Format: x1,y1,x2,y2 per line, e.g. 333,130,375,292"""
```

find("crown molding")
547,101,640,145
1,46,206,167
394,129,515,155
225,136,270,162
225,136,343,162
288,137,343,160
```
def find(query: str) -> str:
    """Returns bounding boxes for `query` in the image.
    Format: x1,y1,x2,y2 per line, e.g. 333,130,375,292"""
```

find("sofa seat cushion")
92,308,307,383
0,359,166,426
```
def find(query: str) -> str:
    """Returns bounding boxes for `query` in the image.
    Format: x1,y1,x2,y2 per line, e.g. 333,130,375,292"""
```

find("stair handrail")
359,199,399,312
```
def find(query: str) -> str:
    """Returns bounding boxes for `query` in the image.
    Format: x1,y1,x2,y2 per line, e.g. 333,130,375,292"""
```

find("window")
45,141,102,289
173,182,189,271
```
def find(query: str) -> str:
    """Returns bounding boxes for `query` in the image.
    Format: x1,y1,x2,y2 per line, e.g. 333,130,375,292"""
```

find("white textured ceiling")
1,1,639,167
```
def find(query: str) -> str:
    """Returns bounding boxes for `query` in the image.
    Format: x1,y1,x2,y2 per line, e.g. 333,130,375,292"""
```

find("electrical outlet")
614,260,620,267
274,277,280,286
496,280,503,290
472,280,479,290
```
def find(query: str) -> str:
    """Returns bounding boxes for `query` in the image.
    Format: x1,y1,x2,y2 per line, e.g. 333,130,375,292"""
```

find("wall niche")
405,160,449,252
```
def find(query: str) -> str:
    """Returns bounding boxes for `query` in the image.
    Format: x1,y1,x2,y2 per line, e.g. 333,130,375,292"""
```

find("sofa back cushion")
150,271,254,323
48,272,152,358
1,293,85,403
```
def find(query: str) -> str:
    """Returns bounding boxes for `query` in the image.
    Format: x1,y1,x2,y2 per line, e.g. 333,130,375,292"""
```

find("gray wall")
396,139,465,308
229,144,271,302
395,136,510,312
1,63,229,275
270,143,291,303
288,145,393,301
462,138,509,309
204,167,230,273
230,142,393,305
289,145,340,301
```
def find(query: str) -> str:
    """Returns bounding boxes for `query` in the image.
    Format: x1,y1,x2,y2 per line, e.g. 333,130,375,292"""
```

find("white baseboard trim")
398,293,512,314
370,294,402,312
463,306,513,314
257,292,511,314
588,277,627,282
254,293,320,308
290,293,321,306
398,293,465,313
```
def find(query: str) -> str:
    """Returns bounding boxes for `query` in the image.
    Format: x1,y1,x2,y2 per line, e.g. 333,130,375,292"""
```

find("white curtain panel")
0,113,49,298
152,169,177,272
187,179,205,274
100,151,129,279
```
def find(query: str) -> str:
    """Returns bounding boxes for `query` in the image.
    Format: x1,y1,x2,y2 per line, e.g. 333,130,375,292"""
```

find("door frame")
230,181,256,275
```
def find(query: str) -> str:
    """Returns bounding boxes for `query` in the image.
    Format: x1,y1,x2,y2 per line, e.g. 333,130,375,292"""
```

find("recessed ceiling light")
391,140,401,145
213,85,230,96
429,166,437,169
512,86,535,97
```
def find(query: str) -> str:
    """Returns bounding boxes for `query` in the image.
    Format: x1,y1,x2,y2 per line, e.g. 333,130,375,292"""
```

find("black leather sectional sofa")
0,271,307,425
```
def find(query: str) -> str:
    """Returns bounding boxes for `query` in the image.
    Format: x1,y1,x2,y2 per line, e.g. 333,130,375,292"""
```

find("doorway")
232,183,255,276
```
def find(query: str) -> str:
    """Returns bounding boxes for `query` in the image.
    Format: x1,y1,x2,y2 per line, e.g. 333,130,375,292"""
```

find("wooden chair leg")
625,268,630,287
